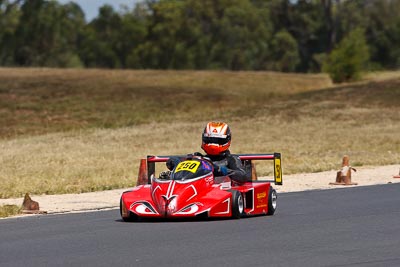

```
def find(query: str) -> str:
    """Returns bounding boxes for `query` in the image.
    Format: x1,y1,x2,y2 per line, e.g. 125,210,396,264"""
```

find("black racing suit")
206,150,248,182
166,150,248,183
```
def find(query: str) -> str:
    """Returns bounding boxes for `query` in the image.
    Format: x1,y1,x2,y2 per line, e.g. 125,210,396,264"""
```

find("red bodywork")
120,153,282,220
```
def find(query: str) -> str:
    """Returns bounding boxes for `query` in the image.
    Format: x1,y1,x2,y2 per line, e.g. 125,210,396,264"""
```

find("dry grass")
0,205,21,218
0,68,399,198
362,70,400,81
0,68,331,138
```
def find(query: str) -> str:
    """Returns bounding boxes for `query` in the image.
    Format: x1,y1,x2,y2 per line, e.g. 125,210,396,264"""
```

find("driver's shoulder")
225,150,240,160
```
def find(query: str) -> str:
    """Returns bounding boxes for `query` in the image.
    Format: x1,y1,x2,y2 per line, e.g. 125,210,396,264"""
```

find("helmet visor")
202,136,229,145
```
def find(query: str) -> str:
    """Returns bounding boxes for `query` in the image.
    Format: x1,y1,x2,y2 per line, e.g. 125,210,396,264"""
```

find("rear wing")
136,153,282,186
237,153,282,185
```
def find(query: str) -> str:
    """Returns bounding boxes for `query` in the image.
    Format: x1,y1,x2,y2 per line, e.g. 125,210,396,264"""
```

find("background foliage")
1,0,400,81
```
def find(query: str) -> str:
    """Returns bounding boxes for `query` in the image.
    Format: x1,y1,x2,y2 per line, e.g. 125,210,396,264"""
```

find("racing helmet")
201,122,231,155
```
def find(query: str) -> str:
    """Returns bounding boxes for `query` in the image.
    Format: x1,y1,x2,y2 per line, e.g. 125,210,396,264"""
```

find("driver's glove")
159,170,171,179
166,157,181,171
219,166,228,176
214,164,228,176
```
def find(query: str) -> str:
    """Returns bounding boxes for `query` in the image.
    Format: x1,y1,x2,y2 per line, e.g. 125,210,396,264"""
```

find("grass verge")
0,205,22,218
0,68,399,198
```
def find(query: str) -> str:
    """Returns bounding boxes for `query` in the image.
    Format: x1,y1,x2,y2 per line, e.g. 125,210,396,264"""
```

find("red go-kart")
120,153,282,221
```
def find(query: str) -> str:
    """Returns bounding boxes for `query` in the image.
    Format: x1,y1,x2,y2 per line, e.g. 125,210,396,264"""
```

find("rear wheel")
267,188,277,215
120,197,138,222
231,190,244,219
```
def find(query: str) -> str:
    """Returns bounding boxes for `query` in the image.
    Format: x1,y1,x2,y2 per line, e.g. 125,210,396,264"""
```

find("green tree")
2,0,398,72
269,30,300,72
211,0,272,70
0,0,21,65
79,5,121,68
335,0,400,69
137,0,186,69
13,0,85,67
116,9,147,68
80,4,147,69
268,0,328,72
58,2,86,67
136,0,273,70
323,28,369,83
363,0,400,69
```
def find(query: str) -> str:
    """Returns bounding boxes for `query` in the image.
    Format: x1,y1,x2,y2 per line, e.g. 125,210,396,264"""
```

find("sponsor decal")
257,191,267,199
256,204,268,208
204,176,214,184
201,160,212,171
275,158,282,184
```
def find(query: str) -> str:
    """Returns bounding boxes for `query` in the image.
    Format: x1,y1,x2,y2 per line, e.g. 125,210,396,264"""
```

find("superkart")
120,153,282,221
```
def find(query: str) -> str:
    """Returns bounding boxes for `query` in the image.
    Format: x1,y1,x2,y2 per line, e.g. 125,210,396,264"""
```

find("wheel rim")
238,194,244,214
271,191,277,209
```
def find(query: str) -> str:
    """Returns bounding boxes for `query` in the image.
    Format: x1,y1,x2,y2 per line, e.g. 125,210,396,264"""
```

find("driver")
163,122,248,183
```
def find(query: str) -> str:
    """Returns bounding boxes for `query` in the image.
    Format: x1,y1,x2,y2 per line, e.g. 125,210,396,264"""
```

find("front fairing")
151,159,215,217
122,158,234,218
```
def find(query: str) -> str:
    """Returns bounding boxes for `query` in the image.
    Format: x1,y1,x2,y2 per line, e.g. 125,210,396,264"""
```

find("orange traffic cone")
251,162,257,181
136,159,148,185
394,168,400,178
21,193,47,214
329,155,358,185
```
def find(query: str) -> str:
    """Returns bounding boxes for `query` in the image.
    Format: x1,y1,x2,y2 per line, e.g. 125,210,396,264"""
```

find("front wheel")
231,190,244,219
120,197,138,222
267,188,277,215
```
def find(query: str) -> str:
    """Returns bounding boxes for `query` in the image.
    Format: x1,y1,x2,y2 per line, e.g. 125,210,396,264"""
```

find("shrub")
323,28,370,83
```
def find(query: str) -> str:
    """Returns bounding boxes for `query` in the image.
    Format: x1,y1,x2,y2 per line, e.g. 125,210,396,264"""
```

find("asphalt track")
1,183,400,267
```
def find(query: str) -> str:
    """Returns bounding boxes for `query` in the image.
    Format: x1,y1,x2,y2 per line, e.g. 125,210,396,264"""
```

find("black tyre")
120,197,138,222
231,190,244,219
267,187,277,215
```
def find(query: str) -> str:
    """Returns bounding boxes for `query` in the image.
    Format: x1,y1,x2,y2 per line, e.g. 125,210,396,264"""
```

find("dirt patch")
1,164,399,217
